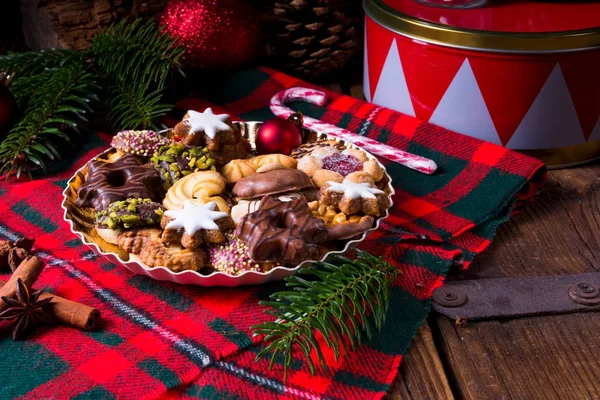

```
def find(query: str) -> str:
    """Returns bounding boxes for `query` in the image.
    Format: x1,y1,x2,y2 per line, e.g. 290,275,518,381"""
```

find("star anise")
0,238,35,272
0,278,54,340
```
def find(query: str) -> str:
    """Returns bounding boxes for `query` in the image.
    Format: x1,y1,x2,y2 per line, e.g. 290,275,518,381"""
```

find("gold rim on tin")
364,0,600,53
522,141,600,169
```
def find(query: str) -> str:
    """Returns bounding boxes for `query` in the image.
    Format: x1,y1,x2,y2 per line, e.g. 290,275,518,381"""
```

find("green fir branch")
104,80,172,131
88,18,185,131
88,18,185,91
0,18,184,177
0,64,99,178
0,49,82,80
252,250,400,379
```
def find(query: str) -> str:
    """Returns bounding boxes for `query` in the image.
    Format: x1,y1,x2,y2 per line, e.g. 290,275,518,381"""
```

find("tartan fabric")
0,67,544,400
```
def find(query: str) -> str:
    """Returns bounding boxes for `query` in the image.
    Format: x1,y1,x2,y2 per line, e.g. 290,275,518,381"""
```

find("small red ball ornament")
255,118,303,155
160,0,261,70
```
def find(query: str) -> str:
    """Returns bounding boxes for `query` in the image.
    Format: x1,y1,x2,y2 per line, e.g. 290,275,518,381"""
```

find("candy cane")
270,87,438,175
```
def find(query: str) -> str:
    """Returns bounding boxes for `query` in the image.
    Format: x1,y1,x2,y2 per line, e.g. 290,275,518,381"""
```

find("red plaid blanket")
0,67,544,399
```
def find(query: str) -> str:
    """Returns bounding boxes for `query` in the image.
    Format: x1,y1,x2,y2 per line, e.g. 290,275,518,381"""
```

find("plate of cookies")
62,109,394,286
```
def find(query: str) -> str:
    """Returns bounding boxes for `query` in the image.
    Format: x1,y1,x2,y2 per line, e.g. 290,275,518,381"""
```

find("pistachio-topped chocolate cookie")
96,198,164,230
76,154,162,210
151,144,216,190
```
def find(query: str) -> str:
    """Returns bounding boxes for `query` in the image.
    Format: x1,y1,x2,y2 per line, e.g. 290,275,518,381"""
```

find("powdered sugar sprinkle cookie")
185,108,232,139
320,179,390,216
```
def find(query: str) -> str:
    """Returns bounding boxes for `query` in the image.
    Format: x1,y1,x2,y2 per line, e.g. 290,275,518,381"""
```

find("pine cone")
261,0,358,80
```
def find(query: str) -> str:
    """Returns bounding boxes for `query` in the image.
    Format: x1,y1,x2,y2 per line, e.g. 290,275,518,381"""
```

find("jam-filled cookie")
296,144,385,188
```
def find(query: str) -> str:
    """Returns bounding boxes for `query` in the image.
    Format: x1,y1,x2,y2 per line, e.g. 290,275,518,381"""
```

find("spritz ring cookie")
163,170,229,212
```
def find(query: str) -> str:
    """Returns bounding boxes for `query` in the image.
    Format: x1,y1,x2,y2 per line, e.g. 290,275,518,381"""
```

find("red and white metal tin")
363,0,600,166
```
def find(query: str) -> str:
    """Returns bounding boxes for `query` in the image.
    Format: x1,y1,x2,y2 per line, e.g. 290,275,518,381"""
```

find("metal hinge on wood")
432,273,600,321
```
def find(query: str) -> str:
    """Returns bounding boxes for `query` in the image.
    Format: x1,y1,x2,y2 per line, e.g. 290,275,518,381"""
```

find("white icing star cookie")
325,180,384,199
184,108,232,139
165,200,229,235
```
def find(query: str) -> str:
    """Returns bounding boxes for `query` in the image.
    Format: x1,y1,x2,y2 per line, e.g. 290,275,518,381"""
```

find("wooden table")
321,76,600,399
389,165,600,399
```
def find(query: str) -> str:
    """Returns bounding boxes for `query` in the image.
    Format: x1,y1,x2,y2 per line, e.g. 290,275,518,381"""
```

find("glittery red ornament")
255,118,303,156
160,0,261,70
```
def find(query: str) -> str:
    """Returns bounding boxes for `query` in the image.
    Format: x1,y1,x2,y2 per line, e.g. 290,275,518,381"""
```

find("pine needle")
0,64,98,178
251,250,400,379
104,82,172,131
88,18,185,131
0,18,185,176
88,18,185,91
0,49,82,80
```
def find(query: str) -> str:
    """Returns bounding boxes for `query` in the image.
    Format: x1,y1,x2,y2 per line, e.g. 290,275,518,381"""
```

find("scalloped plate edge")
61,123,395,286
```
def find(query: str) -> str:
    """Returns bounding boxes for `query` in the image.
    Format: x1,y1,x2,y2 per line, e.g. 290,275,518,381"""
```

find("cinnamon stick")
0,279,100,330
0,256,45,312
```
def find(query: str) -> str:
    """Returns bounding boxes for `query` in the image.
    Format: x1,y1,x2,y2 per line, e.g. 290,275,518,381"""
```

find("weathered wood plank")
434,165,600,399
387,323,454,400
434,314,600,400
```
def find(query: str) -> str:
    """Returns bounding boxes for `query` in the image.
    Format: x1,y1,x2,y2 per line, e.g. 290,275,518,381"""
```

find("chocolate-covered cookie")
96,198,164,230
290,139,346,159
76,154,161,211
232,169,313,199
326,215,374,241
235,196,328,264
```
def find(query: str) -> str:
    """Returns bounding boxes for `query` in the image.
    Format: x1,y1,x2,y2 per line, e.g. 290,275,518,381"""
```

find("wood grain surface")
388,323,454,400
429,166,600,399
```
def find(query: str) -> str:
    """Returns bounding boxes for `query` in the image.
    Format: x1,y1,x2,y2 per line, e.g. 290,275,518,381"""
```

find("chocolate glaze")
290,139,346,159
232,169,313,199
326,216,374,241
235,196,328,264
95,198,164,229
76,154,161,210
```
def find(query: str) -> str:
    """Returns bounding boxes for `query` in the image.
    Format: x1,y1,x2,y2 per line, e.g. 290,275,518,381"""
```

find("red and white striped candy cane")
270,87,438,175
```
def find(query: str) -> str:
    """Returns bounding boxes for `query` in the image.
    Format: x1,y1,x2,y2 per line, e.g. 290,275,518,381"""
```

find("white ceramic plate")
62,122,395,286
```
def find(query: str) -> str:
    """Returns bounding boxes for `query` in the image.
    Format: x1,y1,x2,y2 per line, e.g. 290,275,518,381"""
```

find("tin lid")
364,0,600,52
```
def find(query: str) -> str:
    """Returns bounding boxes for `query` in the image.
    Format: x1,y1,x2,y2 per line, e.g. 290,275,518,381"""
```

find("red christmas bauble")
255,118,303,156
160,0,261,70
